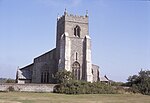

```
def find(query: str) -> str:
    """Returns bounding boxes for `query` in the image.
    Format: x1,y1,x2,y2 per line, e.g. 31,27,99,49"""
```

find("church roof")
17,48,57,81
17,68,32,80
100,75,109,82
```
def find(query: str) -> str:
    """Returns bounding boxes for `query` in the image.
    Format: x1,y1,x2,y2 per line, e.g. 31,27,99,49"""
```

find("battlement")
57,10,88,24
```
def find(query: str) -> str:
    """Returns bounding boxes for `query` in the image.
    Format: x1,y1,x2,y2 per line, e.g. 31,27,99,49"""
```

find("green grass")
0,92,149,103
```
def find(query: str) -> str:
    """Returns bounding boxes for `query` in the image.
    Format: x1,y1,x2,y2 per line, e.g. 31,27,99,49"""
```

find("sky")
0,0,149,82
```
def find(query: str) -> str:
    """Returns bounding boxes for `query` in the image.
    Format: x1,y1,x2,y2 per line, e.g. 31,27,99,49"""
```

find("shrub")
126,69,150,95
53,70,117,94
53,70,73,84
7,86,15,92
6,79,15,83
111,81,124,86
54,80,117,94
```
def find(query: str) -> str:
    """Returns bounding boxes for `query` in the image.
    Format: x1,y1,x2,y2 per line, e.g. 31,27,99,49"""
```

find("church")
16,10,100,84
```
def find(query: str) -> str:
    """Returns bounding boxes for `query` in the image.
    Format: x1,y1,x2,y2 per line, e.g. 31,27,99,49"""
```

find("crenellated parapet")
57,9,88,24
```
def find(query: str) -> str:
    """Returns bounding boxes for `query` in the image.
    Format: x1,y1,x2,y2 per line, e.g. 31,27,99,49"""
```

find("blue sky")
0,0,149,82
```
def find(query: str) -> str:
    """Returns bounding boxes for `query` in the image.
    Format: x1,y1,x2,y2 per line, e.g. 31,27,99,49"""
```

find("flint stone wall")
0,83,56,92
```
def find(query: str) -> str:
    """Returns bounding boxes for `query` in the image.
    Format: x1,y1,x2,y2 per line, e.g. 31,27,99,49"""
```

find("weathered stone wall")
65,16,88,35
56,13,93,82
92,64,100,82
70,37,84,79
0,83,55,92
32,48,57,83
85,36,93,82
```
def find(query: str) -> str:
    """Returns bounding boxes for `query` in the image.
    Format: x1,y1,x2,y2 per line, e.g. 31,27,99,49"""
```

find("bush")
111,81,124,86
6,79,15,83
126,69,150,95
54,80,117,94
53,70,73,84
7,86,15,92
53,70,117,94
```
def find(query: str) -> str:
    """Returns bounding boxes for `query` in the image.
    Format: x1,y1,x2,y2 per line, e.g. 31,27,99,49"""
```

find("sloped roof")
17,69,32,80
100,75,109,82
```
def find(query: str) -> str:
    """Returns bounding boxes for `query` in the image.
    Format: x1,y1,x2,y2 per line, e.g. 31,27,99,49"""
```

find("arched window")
41,72,49,83
74,25,80,37
41,64,49,83
72,61,80,80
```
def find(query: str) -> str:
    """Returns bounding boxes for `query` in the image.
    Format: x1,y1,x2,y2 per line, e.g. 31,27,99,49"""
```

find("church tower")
56,10,93,82
16,10,100,84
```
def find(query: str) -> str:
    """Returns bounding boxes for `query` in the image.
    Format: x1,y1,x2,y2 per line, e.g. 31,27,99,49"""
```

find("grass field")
0,92,150,103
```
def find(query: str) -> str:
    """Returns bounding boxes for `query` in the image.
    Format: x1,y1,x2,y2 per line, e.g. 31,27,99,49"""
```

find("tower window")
72,61,80,80
76,52,78,60
74,25,80,37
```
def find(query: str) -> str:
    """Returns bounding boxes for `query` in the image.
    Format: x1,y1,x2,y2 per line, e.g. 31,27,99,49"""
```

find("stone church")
16,10,100,84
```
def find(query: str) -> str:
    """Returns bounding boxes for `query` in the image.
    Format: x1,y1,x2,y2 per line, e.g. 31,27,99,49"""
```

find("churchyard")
0,92,150,103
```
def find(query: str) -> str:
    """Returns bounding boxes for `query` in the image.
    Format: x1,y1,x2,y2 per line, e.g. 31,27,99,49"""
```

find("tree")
53,70,74,84
6,78,15,83
127,69,150,95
